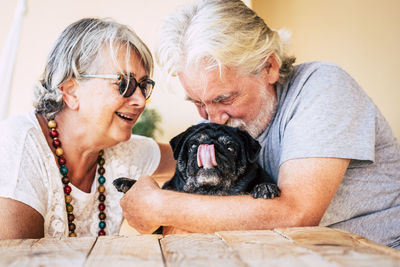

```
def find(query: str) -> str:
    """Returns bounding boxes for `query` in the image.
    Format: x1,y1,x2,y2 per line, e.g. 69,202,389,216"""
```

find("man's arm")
0,197,44,239
120,157,349,233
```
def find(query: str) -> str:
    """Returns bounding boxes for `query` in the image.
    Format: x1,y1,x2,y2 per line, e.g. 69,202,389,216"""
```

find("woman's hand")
120,175,164,234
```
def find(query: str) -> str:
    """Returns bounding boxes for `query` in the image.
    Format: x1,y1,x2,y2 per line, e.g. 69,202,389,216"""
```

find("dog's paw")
112,177,136,193
251,183,280,199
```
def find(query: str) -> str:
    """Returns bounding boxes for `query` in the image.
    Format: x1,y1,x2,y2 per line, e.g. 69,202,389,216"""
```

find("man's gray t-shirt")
257,61,400,248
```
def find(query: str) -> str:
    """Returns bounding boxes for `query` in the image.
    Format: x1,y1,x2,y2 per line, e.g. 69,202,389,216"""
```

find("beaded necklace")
47,120,107,237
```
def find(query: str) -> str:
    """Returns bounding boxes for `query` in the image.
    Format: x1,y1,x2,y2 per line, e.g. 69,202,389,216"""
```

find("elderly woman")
0,18,174,238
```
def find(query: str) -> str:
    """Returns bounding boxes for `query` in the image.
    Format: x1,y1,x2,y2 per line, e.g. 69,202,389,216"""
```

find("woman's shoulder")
106,134,159,159
104,135,161,178
0,111,43,148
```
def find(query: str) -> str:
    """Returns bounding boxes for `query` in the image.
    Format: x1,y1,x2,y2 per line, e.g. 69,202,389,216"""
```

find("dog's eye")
189,144,198,152
227,146,235,154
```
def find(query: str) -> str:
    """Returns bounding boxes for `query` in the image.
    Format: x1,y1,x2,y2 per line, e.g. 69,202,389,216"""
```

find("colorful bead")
68,214,75,222
98,176,106,184
69,223,76,231
60,165,68,175
58,156,66,165
98,167,105,175
99,221,106,229
52,138,61,148
62,176,70,185
48,119,106,237
98,158,105,166
98,194,106,202
48,120,57,128
56,147,64,157
98,185,105,193
98,212,106,220
66,204,74,212
50,129,58,138
65,195,72,203
64,185,72,194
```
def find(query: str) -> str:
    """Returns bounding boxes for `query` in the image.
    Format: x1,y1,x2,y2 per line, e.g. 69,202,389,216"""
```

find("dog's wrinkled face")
170,123,260,194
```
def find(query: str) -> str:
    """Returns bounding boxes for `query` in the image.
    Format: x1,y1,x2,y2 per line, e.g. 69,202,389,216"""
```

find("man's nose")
206,106,229,125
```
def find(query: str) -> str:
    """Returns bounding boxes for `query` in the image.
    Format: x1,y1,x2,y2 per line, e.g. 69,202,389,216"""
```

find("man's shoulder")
292,61,347,79
288,61,358,96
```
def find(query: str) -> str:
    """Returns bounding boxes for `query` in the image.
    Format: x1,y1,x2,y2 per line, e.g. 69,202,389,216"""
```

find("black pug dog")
162,123,280,198
114,123,280,199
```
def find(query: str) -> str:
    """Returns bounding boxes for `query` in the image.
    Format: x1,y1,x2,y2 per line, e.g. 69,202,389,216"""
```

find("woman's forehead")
94,45,144,76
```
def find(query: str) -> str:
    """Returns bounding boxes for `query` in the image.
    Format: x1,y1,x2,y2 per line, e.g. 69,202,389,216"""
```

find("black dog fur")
163,123,280,199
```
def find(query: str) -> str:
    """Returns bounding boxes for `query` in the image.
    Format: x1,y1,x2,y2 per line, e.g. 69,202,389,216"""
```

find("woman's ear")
59,78,79,110
264,55,280,85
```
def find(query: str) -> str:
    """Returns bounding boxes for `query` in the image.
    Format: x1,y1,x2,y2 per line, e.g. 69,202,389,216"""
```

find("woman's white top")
0,111,161,237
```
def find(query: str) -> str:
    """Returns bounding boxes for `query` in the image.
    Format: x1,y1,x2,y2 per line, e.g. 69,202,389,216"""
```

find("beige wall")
4,0,396,142
253,0,400,141
1,0,250,143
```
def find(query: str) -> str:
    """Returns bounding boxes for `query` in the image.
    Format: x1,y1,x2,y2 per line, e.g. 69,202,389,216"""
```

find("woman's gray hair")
34,17,154,119
156,0,295,83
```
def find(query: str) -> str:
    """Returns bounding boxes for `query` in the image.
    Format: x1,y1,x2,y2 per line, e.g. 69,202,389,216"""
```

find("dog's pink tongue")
197,144,217,168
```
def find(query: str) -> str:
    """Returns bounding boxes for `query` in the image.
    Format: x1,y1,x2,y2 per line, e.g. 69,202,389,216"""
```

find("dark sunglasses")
80,74,155,99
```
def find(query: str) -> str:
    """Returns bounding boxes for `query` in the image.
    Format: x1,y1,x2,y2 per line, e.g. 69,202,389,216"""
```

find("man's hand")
120,175,163,234
162,226,191,235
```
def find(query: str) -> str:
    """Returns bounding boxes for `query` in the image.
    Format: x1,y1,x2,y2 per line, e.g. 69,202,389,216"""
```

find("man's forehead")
181,68,238,102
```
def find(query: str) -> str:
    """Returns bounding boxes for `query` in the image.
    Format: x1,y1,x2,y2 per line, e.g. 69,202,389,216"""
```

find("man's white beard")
226,90,277,138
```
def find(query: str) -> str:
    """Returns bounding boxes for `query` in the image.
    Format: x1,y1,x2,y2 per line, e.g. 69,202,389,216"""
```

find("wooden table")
1,227,399,267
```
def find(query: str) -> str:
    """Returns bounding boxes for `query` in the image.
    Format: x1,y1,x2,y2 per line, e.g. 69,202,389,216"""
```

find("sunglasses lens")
139,80,155,100
119,76,137,97
119,76,154,99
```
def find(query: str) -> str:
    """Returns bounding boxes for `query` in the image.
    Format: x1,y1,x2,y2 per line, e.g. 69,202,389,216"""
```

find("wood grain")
1,227,398,267
274,226,400,267
84,235,164,267
0,237,95,267
217,230,337,267
160,233,245,266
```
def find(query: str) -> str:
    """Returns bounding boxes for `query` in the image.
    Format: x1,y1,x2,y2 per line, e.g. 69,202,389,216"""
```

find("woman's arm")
0,197,44,239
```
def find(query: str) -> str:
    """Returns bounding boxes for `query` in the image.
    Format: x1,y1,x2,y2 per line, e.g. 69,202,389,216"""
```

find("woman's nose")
127,87,146,107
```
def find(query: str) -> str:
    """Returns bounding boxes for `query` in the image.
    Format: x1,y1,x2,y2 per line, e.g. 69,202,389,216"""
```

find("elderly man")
120,0,400,249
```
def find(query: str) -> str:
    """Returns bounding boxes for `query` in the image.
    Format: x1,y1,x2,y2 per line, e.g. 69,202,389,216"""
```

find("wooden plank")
0,237,95,267
119,219,141,236
0,239,38,266
274,227,400,267
160,233,245,267
217,230,338,267
84,235,164,267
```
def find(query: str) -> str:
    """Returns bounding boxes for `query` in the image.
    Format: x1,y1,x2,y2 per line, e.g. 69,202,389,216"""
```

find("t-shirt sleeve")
280,64,376,165
0,129,48,217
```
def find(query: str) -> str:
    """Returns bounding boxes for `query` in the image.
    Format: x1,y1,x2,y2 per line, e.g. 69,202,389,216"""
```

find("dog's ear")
169,130,190,160
169,124,199,160
237,129,261,163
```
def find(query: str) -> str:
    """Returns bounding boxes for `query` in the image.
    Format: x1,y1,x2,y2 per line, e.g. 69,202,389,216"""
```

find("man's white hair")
156,0,295,82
